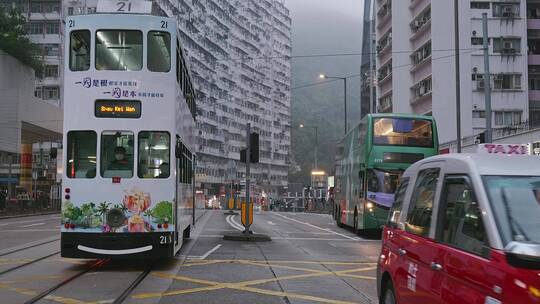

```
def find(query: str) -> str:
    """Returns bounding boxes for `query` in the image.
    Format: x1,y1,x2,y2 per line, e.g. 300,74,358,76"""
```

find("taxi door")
393,164,445,303
435,175,504,304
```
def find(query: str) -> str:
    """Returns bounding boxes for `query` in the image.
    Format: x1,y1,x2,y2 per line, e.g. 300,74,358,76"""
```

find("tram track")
0,238,60,258
19,259,155,304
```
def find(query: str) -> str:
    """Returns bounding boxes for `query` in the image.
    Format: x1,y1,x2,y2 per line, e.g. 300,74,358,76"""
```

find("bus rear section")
334,114,439,233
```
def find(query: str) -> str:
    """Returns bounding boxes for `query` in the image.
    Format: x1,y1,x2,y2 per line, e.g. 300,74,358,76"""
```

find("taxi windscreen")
483,176,540,246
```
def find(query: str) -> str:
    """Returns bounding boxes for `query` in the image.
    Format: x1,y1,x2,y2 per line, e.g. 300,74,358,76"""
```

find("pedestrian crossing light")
240,132,259,163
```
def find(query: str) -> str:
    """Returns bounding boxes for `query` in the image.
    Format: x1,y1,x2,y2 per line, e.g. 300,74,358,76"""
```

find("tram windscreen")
95,30,142,71
147,31,171,72
373,118,433,148
100,131,134,178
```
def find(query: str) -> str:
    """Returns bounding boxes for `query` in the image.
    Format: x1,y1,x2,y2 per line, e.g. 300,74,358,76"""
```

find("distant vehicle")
377,154,540,304
333,114,438,233
61,12,198,258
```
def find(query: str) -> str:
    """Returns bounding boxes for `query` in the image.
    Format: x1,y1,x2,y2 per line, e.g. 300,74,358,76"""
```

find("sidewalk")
0,209,60,220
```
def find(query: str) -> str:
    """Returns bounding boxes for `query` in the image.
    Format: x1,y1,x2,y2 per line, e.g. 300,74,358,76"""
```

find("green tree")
0,6,43,74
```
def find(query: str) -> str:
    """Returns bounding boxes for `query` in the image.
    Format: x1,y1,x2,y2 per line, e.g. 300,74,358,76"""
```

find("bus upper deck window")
66,131,97,178
70,30,90,71
100,131,134,178
148,31,171,72
138,131,170,179
95,30,142,71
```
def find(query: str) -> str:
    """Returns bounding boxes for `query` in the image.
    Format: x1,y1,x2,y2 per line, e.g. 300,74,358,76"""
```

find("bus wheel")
183,226,191,239
353,210,359,234
336,207,343,227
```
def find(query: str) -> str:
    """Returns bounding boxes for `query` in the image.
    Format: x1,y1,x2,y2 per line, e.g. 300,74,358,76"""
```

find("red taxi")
377,153,540,304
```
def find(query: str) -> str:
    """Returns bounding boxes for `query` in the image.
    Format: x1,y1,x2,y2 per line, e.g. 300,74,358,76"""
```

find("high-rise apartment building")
376,0,529,145
4,0,64,107
360,0,375,118
527,0,540,127
155,0,291,197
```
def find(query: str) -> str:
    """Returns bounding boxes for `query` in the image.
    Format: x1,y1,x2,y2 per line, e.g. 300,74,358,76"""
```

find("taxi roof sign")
477,143,529,155
97,0,152,14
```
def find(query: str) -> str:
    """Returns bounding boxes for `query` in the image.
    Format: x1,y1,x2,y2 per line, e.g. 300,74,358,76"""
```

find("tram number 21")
116,1,132,12
159,235,172,244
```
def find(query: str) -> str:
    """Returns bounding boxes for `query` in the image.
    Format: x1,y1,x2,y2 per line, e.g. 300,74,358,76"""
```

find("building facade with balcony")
376,0,529,145
527,0,540,126
154,0,292,198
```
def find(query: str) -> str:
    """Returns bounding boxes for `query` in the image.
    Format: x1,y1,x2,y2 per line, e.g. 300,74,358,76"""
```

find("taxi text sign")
477,144,529,155
97,0,152,14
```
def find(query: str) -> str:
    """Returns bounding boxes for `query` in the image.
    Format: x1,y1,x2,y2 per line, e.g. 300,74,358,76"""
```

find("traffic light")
240,132,260,163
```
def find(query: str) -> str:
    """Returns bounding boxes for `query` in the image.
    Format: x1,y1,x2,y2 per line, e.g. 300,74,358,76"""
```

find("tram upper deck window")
70,30,90,71
138,131,170,178
95,30,142,71
147,31,170,72
100,131,134,178
66,131,97,178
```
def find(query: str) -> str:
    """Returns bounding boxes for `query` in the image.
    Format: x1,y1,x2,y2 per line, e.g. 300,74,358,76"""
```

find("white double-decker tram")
61,10,196,258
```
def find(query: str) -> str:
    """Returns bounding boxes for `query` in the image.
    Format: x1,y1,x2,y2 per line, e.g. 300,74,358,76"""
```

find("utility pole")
454,0,462,153
244,123,251,234
314,126,318,170
344,79,348,134
482,13,493,143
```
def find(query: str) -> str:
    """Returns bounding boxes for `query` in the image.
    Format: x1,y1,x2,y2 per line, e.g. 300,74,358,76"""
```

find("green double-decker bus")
333,114,439,232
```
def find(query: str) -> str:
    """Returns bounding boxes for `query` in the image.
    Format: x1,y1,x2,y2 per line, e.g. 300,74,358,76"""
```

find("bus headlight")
366,202,374,209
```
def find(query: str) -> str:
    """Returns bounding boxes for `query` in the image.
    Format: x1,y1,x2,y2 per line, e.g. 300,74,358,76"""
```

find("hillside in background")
289,6,363,185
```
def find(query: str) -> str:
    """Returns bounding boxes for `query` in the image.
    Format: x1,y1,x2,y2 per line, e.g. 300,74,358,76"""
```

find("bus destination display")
95,100,141,118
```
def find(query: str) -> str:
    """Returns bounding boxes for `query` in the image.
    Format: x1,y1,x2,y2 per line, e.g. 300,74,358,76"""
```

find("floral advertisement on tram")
61,187,174,233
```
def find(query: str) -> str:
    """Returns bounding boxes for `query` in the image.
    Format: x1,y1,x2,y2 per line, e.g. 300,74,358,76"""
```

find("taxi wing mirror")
505,241,540,270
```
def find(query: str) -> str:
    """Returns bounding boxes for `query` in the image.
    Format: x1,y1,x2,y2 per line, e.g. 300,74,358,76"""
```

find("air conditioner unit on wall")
477,80,485,89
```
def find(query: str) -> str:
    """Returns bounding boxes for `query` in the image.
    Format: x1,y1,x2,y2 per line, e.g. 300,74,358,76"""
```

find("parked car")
377,153,540,304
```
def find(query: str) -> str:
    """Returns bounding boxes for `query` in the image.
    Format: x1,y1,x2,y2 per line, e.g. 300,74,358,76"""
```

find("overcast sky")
285,0,364,22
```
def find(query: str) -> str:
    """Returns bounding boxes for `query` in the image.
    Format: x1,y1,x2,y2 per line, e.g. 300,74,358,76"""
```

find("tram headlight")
106,208,126,228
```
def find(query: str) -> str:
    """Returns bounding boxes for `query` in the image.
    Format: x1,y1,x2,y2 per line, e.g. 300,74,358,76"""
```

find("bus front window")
373,118,433,148
367,169,400,208
95,30,142,71
138,131,170,179
100,131,134,178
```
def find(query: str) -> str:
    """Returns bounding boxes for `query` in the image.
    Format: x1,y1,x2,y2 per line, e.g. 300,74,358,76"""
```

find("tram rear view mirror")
392,119,413,133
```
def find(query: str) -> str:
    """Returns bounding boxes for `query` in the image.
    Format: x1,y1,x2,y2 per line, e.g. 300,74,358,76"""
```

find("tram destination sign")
95,100,141,118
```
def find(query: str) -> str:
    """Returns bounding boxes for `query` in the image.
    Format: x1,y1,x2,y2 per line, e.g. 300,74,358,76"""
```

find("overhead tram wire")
291,49,475,91
195,48,477,63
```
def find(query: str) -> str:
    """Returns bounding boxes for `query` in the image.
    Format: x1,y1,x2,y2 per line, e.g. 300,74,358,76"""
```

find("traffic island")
223,232,272,242
223,210,239,215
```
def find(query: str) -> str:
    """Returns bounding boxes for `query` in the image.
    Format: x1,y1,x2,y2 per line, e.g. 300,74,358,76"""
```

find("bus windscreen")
373,118,433,148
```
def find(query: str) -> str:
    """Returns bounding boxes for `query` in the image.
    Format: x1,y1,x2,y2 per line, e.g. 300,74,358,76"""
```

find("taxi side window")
388,177,409,227
405,168,439,237
437,177,489,257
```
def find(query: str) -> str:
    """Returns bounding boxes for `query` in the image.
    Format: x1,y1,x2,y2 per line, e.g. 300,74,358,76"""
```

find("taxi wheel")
382,280,396,304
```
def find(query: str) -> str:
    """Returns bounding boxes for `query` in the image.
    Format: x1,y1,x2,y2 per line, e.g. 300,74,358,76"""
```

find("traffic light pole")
244,123,252,234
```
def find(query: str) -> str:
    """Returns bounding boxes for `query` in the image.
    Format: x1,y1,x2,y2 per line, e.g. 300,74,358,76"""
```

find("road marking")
0,218,54,226
19,222,46,228
230,215,246,231
273,213,362,241
225,215,243,231
267,221,276,225
138,263,376,303
187,244,222,260
0,229,58,232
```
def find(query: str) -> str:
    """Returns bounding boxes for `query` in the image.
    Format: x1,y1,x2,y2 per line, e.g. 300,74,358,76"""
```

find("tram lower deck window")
95,30,142,71
66,131,97,178
100,131,134,178
138,131,170,178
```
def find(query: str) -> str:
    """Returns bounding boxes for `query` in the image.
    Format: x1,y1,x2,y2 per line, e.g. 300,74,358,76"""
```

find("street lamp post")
299,123,318,170
320,74,347,134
